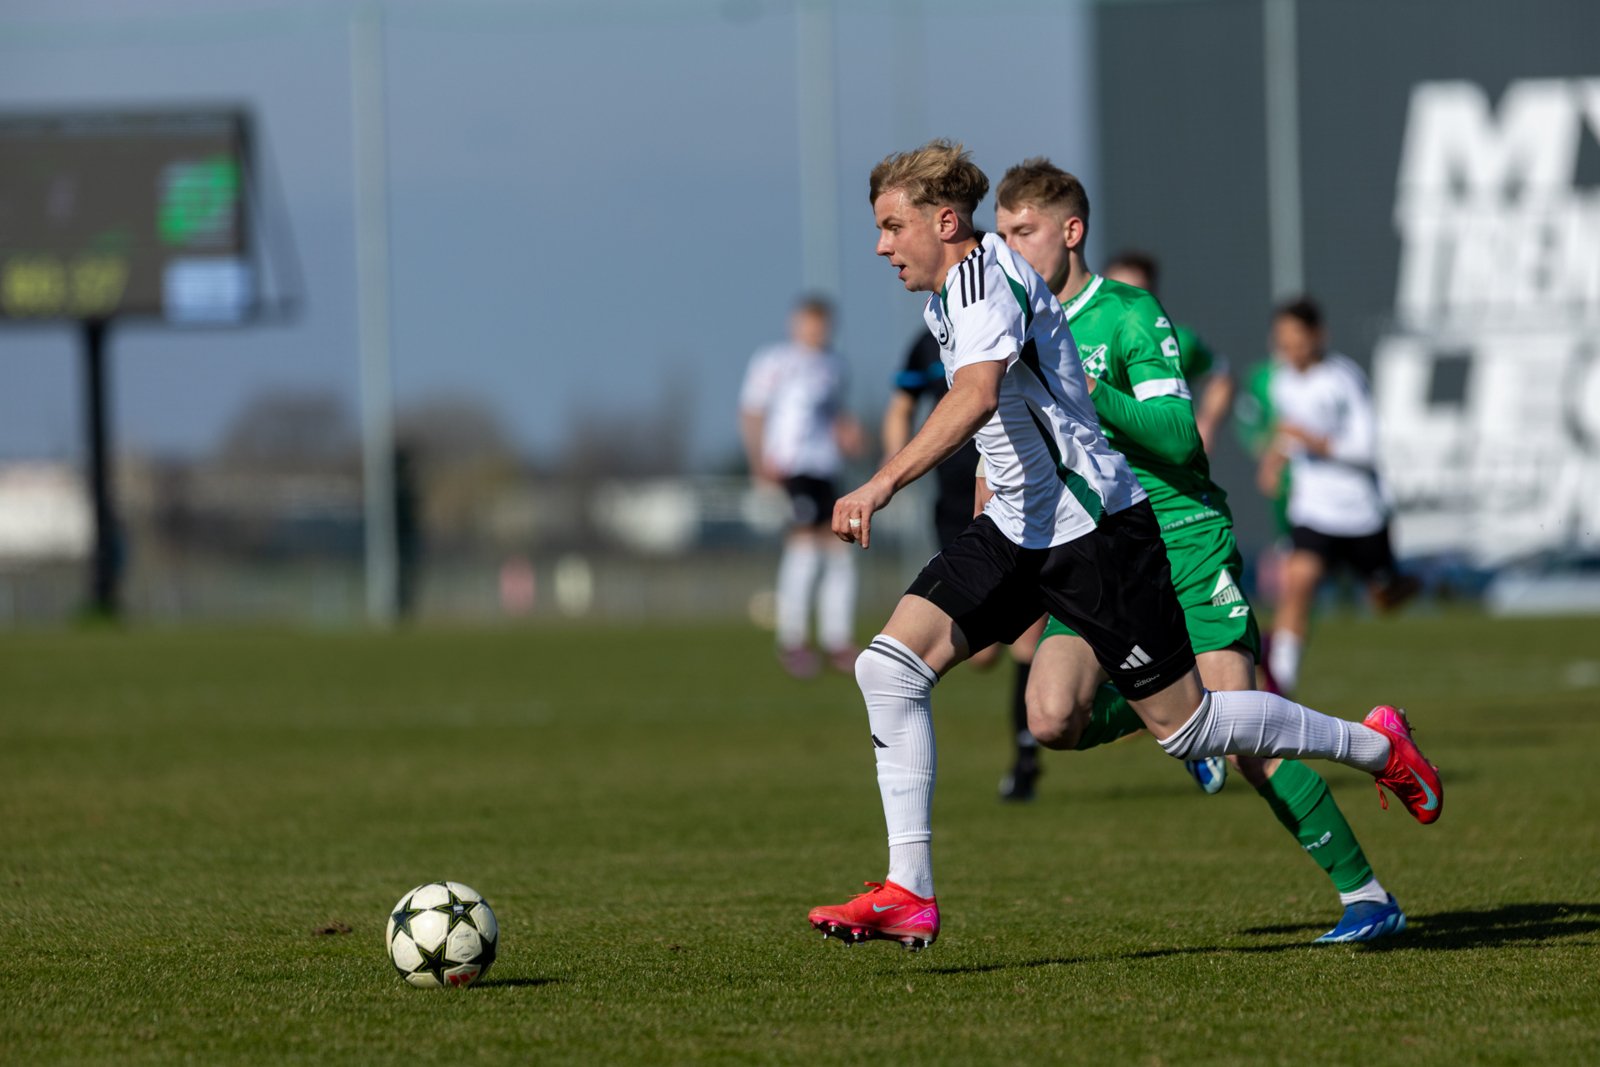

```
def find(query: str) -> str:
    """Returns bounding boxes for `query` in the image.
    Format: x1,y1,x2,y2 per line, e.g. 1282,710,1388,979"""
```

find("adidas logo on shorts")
1120,645,1152,671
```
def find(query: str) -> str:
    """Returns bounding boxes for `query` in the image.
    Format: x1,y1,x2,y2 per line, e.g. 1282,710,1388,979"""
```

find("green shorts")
1041,522,1260,659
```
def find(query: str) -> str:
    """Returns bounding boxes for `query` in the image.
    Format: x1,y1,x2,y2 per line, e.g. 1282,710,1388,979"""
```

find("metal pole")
1262,0,1304,299
81,318,119,618
351,2,398,624
795,0,839,297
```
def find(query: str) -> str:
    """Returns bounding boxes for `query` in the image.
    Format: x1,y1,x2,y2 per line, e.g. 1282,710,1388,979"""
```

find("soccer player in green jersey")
991,158,1405,943
1102,251,1236,455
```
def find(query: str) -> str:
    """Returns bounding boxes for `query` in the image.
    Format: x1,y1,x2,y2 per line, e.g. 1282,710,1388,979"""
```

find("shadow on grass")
928,941,1310,975
929,903,1600,974
1349,901,1600,952
475,976,561,989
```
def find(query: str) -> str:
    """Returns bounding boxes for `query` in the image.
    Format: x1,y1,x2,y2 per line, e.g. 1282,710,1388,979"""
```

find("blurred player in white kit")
740,295,866,677
1257,297,1419,694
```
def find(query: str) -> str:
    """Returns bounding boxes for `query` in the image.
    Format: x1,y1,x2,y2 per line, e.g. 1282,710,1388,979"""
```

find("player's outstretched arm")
833,361,1004,548
1088,384,1203,465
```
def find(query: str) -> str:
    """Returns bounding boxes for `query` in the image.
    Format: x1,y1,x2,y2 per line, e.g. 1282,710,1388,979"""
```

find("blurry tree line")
124,384,702,570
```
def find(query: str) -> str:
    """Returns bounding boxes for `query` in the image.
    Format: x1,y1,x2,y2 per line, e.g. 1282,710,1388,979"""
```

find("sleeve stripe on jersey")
1132,378,1193,402
955,245,985,308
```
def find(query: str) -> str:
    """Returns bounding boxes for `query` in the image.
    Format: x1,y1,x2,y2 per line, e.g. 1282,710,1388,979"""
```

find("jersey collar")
1061,274,1102,322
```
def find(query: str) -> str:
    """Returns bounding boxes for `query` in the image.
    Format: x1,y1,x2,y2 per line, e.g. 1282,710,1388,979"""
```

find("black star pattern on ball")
412,938,452,986
430,888,480,933
390,895,424,941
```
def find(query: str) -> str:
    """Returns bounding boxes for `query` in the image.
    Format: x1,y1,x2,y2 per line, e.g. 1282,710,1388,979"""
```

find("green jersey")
1062,275,1230,535
1233,357,1293,536
1173,323,1214,387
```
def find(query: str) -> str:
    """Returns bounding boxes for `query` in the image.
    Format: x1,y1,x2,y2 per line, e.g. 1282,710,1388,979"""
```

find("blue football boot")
1185,756,1227,794
1314,895,1408,944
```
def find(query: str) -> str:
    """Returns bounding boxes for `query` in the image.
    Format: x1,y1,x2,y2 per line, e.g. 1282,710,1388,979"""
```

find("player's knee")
1026,690,1090,750
855,634,934,697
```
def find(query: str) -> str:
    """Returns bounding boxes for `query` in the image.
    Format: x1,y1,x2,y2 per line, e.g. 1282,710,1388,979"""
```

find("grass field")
3,611,1598,1064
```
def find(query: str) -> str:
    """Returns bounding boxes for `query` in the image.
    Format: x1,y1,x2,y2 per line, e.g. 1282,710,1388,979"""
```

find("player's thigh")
1195,647,1255,692
1009,614,1047,667
1123,666,1206,741
1283,529,1330,592
1278,545,1326,626
880,595,968,675
1027,621,1106,742
897,515,1044,674
1037,503,1195,719
965,642,1004,671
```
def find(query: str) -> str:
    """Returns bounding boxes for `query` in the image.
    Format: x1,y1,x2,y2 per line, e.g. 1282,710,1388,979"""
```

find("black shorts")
783,476,837,528
933,495,973,549
907,502,1195,696
1290,524,1399,582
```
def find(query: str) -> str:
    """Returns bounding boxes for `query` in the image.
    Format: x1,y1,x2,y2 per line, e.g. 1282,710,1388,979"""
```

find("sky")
0,0,1097,468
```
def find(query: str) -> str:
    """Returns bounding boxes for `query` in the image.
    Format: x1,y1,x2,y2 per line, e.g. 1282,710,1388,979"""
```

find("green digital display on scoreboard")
0,110,255,323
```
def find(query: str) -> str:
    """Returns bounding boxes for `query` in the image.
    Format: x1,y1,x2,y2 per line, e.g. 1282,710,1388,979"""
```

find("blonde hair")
869,139,990,217
995,157,1090,231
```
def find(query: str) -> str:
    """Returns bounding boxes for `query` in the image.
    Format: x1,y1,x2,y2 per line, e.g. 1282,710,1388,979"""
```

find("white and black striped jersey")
921,232,1145,548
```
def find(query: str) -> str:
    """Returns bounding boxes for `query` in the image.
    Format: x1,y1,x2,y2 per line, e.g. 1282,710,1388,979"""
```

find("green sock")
1256,759,1374,893
1072,685,1146,751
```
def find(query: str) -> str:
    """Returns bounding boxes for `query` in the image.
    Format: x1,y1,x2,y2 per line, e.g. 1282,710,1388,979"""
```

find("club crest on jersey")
928,302,951,346
1079,343,1109,379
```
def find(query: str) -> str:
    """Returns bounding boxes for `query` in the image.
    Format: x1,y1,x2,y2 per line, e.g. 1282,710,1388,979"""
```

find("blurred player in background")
1257,297,1420,695
882,334,1046,801
807,142,1441,951
882,331,980,554
1102,251,1235,454
740,296,866,678
993,159,1406,941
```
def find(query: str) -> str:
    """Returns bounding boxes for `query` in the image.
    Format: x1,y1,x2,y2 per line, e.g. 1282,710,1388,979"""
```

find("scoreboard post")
0,109,268,618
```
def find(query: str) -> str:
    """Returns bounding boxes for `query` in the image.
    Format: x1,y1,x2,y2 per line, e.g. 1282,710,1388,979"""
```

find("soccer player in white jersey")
806,141,1442,951
740,296,865,678
1258,298,1419,694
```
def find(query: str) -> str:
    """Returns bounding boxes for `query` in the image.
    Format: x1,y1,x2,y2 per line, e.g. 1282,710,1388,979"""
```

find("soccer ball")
385,881,498,988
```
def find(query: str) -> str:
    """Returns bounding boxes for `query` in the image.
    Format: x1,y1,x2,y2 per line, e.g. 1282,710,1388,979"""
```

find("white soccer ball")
385,881,499,989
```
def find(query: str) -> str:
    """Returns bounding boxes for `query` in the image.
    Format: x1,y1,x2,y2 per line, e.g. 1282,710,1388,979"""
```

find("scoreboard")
0,110,255,324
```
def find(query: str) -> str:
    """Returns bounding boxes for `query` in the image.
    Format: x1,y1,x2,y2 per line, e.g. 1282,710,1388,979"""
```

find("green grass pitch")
3,612,1598,1064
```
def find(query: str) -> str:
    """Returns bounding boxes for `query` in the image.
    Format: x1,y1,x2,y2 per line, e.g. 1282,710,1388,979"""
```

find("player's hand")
832,476,894,548
1275,423,1328,455
1256,448,1287,497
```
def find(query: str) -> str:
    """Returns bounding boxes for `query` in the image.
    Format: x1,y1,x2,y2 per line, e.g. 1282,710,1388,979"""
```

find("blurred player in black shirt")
882,333,981,546
881,332,1045,801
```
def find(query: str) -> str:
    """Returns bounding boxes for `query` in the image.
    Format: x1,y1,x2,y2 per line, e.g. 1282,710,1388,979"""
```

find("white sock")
817,543,857,652
856,634,938,899
1269,630,1303,693
1158,689,1391,773
1338,876,1391,908
774,537,820,649
889,842,933,900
